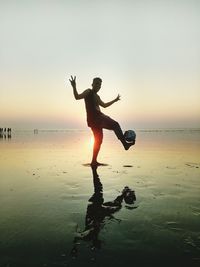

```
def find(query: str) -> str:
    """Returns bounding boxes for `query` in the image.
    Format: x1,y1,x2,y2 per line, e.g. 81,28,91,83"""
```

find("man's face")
92,80,102,93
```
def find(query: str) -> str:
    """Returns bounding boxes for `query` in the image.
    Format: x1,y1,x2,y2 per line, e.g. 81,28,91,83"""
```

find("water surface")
0,129,200,267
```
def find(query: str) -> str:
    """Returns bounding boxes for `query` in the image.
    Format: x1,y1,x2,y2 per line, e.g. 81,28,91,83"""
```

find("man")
69,76,135,166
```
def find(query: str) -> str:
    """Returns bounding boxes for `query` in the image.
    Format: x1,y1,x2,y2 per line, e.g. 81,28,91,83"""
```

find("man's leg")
101,115,135,150
91,127,103,165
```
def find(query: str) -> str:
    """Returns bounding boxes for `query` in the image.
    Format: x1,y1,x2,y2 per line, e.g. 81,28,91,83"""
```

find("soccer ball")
124,130,136,142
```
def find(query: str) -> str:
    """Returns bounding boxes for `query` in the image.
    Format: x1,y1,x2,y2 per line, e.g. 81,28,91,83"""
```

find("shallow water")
0,129,200,267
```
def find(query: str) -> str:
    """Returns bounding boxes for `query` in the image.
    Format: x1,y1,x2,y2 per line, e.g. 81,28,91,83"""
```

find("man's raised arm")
98,94,121,108
69,75,89,100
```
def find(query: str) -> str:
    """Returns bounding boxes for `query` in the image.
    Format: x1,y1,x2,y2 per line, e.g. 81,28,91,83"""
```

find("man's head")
92,77,102,93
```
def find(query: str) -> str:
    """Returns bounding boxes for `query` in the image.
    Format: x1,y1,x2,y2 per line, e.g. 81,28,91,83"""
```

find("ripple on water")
184,235,200,252
164,221,184,232
165,166,182,175
185,162,200,169
191,206,200,216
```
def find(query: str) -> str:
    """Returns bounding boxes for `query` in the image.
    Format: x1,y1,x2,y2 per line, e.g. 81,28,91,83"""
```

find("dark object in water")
123,165,133,168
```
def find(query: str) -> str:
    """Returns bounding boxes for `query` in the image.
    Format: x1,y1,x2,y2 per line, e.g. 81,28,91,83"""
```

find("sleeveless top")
84,89,102,128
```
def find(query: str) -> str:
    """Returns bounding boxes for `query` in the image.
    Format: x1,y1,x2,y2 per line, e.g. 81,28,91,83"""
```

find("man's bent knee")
113,121,120,130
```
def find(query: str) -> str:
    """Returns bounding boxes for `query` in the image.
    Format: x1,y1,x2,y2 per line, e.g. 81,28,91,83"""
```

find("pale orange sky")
0,0,200,129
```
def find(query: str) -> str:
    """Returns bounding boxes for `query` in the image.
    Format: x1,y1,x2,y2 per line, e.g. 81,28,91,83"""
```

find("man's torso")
84,89,102,127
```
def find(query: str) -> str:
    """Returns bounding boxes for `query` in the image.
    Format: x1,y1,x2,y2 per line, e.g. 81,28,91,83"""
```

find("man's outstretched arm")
69,75,89,100
98,94,121,108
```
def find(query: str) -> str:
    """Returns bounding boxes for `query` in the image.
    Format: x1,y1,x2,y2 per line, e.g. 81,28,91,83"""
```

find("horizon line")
8,127,200,132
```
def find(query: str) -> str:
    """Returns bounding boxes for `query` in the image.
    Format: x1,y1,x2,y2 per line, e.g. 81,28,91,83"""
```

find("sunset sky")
1,0,199,129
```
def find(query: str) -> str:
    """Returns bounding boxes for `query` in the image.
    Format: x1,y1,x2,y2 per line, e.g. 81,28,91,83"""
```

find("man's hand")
69,75,76,88
115,94,121,102
99,94,121,108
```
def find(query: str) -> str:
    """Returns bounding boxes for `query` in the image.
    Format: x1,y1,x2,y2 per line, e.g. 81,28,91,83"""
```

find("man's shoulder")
85,88,92,93
80,89,91,100
84,89,92,96
96,93,101,99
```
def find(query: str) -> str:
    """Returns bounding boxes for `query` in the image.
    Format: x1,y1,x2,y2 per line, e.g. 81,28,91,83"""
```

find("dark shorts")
88,113,118,130
89,113,123,142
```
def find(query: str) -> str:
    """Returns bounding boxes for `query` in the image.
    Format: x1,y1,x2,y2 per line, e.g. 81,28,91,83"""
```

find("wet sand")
0,129,200,267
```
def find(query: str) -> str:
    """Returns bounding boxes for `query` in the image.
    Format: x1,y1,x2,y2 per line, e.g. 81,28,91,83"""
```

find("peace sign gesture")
69,75,76,88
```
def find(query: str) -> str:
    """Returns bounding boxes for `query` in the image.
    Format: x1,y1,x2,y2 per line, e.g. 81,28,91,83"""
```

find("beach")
0,129,200,267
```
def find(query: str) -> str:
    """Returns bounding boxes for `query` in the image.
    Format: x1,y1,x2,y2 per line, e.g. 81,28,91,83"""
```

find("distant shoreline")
11,128,200,133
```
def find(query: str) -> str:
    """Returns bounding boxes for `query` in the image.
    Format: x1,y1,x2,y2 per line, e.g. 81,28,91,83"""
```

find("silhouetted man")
69,76,135,166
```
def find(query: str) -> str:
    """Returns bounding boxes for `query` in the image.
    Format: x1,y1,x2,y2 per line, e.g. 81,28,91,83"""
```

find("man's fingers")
70,75,76,81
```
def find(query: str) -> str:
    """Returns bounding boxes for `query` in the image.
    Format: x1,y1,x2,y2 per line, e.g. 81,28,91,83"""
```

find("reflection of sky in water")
0,130,200,266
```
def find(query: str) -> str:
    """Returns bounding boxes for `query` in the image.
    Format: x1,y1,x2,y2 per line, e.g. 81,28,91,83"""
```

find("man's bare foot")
90,161,108,166
91,161,98,166
124,140,135,150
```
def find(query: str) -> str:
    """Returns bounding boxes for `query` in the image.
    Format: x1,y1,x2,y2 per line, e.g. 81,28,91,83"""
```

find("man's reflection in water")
70,165,137,258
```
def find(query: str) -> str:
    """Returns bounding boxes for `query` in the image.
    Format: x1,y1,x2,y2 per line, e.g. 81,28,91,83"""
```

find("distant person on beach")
69,76,135,166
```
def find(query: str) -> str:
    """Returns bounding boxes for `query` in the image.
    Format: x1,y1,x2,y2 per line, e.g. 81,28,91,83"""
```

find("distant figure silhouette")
69,76,135,166
0,128,3,139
